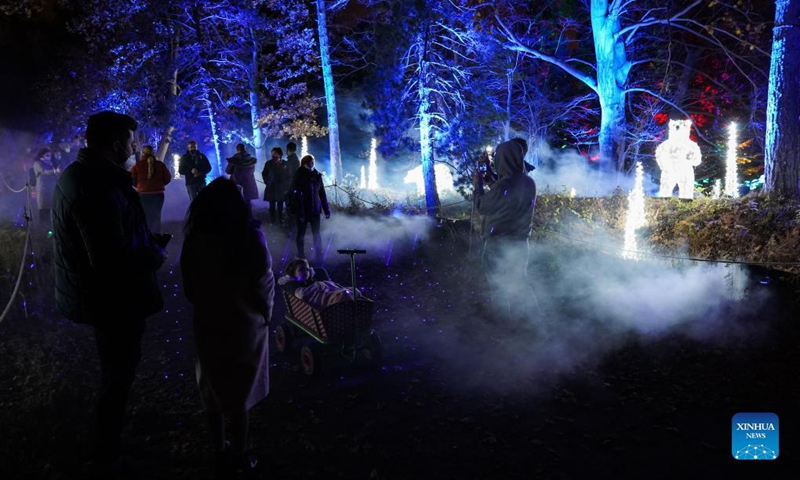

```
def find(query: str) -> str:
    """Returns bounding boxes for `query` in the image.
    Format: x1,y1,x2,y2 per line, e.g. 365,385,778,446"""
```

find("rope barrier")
2,175,28,194
0,188,33,325
537,227,800,267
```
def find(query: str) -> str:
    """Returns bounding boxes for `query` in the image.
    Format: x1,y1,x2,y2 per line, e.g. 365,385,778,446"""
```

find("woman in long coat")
32,147,60,222
225,143,259,202
261,147,291,224
181,177,274,475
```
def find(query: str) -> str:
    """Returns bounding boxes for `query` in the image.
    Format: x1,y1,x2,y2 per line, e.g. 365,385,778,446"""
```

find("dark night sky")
0,5,74,131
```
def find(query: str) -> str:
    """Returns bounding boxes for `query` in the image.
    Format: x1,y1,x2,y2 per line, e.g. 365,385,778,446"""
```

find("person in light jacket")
130,146,172,233
33,147,61,223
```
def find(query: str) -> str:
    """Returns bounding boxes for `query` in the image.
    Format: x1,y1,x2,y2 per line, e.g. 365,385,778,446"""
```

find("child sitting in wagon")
278,258,366,310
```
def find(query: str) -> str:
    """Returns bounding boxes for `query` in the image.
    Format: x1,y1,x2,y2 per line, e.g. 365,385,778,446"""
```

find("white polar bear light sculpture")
656,119,702,199
403,164,455,196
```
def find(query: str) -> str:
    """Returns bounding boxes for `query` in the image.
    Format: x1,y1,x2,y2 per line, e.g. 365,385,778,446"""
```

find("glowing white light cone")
570,187,576,198
403,164,455,196
725,122,739,198
359,165,366,189
173,154,181,180
301,136,309,158
712,179,721,199
623,162,646,260
368,138,379,190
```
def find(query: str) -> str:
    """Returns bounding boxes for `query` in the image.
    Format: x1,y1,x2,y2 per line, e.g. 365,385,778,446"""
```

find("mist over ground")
381,217,772,395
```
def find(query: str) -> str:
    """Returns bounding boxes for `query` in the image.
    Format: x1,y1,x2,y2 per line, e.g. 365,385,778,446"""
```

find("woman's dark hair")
36,148,51,161
184,177,259,243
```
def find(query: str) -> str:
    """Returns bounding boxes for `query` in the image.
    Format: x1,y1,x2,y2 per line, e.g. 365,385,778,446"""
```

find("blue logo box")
732,412,779,460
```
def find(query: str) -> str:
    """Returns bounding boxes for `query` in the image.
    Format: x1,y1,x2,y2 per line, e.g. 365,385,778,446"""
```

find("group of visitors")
230,140,331,264
49,111,341,479
129,138,329,268
31,127,330,265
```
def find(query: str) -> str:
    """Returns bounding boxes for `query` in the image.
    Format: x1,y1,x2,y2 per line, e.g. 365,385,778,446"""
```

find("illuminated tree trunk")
765,0,800,198
156,28,180,164
249,27,265,164
201,82,223,175
155,68,177,164
503,66,513,141
316,0,342,184
193,5,222,175
591,0,630,173
417,34,440,217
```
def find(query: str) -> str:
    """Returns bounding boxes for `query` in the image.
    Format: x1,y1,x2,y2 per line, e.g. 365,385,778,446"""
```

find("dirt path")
1,219,798,479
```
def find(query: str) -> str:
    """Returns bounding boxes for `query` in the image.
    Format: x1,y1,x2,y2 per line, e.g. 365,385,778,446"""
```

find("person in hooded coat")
473,138,538,324
288,154,330,263
225,143,259,202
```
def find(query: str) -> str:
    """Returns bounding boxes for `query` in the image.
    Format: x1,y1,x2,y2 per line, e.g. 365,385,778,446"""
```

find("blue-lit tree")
33,0,223,163
33,0,172,143
493,0,769,175
765,0,800,198
364,0,478,216
254,1,325,146
44,0,324,176
314,0,347,184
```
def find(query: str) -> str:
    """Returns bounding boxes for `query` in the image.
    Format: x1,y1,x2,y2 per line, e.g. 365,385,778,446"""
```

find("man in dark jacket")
289,154,330,263
473,138,538,324
286,141,300,181
178,140,212,201
52,111,168,465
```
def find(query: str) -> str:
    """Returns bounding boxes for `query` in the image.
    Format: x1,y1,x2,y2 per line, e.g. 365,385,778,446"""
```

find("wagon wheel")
274,324,293,354
300,344,323,376
359,331,383,364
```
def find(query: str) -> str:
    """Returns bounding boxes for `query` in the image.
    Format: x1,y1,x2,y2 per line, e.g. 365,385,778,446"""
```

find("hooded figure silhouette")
473,138,540,327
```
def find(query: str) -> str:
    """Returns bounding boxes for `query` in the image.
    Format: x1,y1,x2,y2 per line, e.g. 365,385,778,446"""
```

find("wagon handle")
337,249,367,309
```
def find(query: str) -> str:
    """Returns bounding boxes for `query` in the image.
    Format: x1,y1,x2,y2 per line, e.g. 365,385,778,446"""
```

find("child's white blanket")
295,280,362,310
